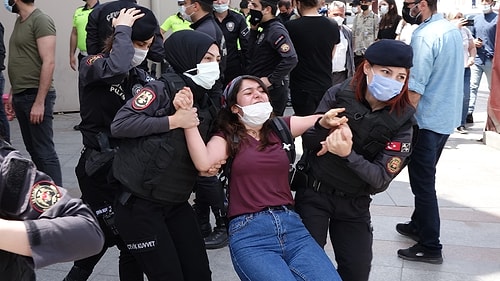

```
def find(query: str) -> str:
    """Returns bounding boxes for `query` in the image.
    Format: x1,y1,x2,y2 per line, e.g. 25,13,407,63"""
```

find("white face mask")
183,62,220,89
237,102,273,127
379,5,389,15
181,4,195,22
131,48,148,68
351,6,359,14
482,4,492,13
333,16,344,26
213,3,229,13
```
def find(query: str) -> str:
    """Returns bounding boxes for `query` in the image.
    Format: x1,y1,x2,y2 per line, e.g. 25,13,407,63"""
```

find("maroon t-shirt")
219,117,294,218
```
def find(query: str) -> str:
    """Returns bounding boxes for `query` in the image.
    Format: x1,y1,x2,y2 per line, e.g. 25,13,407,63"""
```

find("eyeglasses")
403,1,420,8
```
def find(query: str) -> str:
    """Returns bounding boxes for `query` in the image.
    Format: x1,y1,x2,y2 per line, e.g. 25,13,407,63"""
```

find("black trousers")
269,83,289,116
294,187,373,281
290,88,326,117
115,196,212,281
74,149,143,281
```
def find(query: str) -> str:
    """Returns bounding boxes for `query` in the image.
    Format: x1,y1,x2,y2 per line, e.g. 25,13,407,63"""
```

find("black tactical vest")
311,79,415,195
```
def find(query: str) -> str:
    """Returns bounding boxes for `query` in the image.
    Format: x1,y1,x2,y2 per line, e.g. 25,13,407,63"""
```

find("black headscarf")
164,30,217,74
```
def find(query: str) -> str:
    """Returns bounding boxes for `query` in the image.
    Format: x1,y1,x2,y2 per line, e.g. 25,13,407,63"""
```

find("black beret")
364,39,413,69
131,7,158,41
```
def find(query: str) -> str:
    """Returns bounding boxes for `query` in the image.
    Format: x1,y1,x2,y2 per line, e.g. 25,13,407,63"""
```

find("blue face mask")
367,70,404,101
4,0,12,12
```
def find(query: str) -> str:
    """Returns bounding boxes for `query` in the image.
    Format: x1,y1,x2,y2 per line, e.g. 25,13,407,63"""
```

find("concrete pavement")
10,81,498,280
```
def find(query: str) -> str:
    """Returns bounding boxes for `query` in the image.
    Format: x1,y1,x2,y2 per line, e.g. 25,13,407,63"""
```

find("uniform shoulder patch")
86,54,103,65
386,156,403,174
132,88,156,110
30,181,61,213
280,43,290,53
274,34,285,46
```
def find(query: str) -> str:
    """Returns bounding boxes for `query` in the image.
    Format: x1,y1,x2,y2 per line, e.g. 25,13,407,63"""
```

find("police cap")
131,7,158,41
364,39,413,69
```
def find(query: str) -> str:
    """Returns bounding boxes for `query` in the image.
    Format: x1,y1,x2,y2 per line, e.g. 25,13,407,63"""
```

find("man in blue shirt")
396,0,463,264
468,0,497,123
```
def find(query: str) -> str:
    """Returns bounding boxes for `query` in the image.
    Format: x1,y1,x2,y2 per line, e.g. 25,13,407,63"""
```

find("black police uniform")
247,17,297,116
214,9,250,84
0,141,104,281
86,0,164,63
65,25,154,281
110,78,214,281
294,79,416,281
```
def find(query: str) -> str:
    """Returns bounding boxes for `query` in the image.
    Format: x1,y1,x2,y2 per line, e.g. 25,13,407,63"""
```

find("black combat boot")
193,203,212,238
204,209,228,249
63,266,92,281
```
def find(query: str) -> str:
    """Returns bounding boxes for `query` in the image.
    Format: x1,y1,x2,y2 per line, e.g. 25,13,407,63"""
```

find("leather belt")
308,177,355,198
262,204,294,212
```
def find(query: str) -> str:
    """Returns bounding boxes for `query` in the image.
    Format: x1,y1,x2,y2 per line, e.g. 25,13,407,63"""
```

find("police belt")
307,175,356,198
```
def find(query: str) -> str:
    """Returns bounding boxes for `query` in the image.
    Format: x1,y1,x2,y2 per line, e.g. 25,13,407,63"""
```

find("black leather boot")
204,209,228,249
63,266,92,281
193,203,212,238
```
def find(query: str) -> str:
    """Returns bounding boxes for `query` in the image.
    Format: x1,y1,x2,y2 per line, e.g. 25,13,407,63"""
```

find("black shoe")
199,222,212,238
398,244,443,264
466,113,474,124
204,226,228,249
73,124,80,131
63,266,92,281
456,126,468,134
396,222,420,242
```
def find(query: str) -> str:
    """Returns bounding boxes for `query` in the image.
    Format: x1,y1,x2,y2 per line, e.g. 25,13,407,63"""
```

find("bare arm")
0,219,31,257
32,35,56,124
290,108,348,137
184,128,228,172
69,27,78,71
467,38,476,67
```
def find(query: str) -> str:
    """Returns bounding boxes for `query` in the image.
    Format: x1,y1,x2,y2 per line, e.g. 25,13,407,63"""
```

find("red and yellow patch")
280,43,290,53
132,88,156,110
386,156,403,174
86,54,103,65
30,181,61,213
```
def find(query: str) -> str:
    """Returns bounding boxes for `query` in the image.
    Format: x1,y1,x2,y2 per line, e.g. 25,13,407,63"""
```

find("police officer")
294,40,416,281
213,0,250,85
0,138,104,281
246,0,297,116
110,30,219,281
63,7,157,281
86,0,164,65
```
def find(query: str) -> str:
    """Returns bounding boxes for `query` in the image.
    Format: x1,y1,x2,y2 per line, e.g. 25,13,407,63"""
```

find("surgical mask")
367,70,404,101
181,4,195,22
5,0,17,13
333,16,344,26
482,4,492,13
401,4,422,25
183,62,220,90
131,48,148,68
351,6,359,14
249,9,263,25
214,3,229,13
360,4,369,11
379,5,389,15
237,102,273,127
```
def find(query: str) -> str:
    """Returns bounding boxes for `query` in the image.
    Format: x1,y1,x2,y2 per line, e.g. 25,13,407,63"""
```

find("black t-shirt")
377,15,402,39
285,16,340,92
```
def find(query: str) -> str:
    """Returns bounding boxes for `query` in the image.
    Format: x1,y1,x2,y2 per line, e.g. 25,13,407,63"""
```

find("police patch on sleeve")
280,43,290,53
30,181,61,213
86,54,103,65
132,88,156,110
386,157,403,174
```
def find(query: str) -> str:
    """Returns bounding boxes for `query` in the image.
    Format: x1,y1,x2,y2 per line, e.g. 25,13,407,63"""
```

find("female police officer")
64,7,158,281
109,30,220,281
295,39,416,281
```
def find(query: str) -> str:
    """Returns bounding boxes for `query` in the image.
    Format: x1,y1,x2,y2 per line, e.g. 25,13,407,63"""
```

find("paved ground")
9,79,497,281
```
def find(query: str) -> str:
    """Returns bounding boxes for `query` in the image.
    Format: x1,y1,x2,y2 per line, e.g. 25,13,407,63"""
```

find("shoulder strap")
270,117,296,165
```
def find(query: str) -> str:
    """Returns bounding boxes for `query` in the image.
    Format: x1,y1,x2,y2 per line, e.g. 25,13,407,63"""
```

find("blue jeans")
469,59,492,114
0,72,10,142
228,207,341,281
12,89,62,186
460,67,471,126
408,129,449,252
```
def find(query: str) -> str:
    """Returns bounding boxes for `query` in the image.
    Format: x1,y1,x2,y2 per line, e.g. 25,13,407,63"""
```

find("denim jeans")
12,89,62,185
469,58,492,114
228,207,341,281
460,67,471,126
408,129,449,252
0,72,10,142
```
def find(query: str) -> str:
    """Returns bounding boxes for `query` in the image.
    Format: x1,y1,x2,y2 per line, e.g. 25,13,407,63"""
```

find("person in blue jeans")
467,0,497,123
181,75,345,281
0,22,10,143
397,0,463,264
